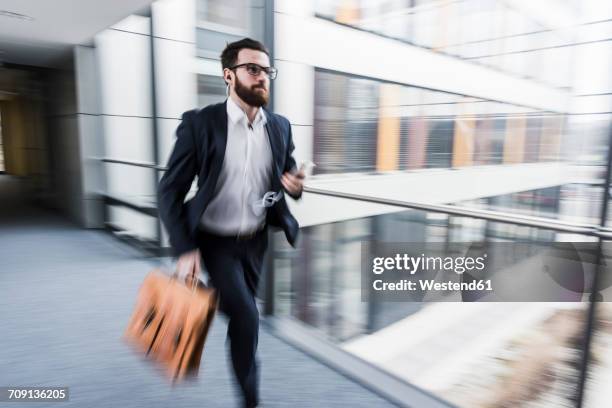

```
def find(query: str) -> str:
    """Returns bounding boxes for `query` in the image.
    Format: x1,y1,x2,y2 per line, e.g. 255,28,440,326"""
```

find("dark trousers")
197,227,268,407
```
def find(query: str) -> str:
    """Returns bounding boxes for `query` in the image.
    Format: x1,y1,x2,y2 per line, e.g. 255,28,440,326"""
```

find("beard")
234,76,269,107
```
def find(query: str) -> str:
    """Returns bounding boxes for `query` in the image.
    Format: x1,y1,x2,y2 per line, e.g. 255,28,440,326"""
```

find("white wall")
92,0,197,241
290,162,576,227
152,0,198,165
94,15,156,239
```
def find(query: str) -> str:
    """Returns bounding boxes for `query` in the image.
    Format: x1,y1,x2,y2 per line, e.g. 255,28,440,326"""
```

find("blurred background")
0,0,611,407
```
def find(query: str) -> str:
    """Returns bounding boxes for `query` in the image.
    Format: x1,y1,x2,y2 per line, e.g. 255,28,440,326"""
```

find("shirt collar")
226,96,267,127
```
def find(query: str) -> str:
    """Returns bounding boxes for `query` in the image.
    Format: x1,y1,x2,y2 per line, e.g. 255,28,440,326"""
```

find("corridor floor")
0,175,392,407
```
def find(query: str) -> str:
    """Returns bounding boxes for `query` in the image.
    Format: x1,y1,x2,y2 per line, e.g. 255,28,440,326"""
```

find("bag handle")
170,270,199,294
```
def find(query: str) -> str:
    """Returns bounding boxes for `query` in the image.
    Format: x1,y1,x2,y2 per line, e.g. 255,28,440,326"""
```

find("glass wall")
451,184,606,226
314,70,565,174
313,73,380,173
315,0,577,88
197,74,227,107
196,0,266,59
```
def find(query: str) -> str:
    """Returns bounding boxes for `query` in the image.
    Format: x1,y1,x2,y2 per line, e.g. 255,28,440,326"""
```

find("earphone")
224,69,232,97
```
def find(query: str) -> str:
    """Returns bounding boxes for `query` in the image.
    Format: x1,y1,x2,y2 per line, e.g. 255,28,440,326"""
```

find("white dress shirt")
200,97,273,235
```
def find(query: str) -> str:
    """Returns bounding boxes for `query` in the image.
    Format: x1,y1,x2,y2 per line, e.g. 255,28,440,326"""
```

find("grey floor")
0,175,392,407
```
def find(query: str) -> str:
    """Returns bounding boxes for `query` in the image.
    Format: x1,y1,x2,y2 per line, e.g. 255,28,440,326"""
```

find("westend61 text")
372,279,493,292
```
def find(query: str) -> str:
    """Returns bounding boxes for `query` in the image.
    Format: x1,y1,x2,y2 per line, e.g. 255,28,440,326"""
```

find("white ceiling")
0,0,154,68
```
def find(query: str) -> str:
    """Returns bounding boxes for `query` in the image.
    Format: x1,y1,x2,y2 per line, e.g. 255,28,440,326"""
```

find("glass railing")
99,158,164,254
267,187,611,407
450,183,606,227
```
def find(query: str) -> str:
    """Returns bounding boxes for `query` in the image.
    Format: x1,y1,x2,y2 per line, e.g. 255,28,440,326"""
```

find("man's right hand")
176,248,201,281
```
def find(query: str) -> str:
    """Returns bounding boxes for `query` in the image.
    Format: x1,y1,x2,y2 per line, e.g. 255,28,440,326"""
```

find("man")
158,38,304,407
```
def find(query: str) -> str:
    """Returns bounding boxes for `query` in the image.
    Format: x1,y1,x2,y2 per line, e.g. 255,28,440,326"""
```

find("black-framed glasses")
229,63,278,80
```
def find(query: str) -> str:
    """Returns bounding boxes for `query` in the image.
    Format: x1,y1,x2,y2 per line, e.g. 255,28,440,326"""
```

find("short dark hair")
220,38,270,70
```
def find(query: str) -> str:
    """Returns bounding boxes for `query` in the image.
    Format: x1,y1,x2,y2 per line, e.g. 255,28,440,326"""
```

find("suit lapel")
194,101,228,225
210,101,228,182
264,112,283,190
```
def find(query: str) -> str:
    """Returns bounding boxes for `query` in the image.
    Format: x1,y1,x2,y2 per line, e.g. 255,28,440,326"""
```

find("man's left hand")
281,169,305,197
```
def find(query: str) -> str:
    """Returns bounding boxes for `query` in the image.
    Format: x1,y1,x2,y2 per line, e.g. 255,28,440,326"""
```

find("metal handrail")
102,194,157,217
100,158,167,171
304,186,612,238
97,157,612,238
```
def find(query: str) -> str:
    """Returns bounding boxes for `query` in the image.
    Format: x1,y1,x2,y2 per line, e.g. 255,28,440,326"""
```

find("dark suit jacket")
158,100,301,257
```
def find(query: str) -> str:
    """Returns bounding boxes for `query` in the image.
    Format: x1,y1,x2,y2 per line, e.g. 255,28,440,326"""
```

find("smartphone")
299,160,316,176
